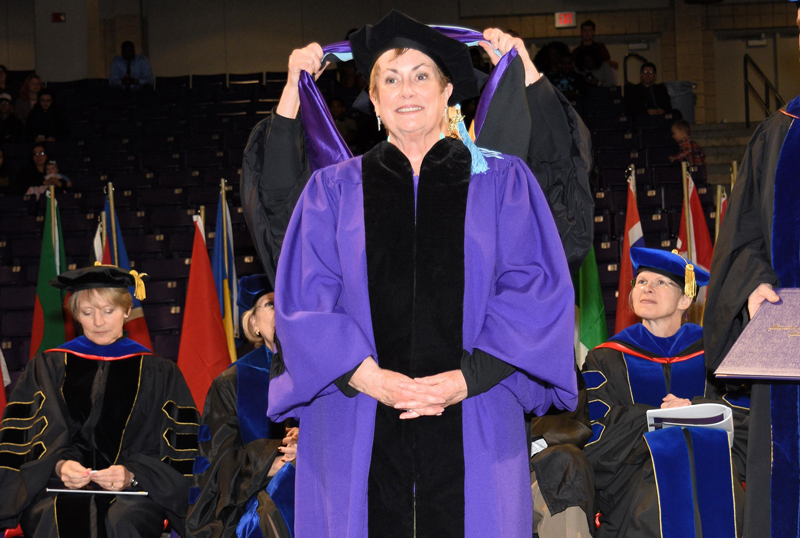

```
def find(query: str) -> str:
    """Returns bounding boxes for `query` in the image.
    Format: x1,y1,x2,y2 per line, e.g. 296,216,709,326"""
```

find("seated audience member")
186,275,296,538
576,46,617,88
548,54,586,101
0,265,199,538
44,160,71,190
0,149,12,195
670,119,707,184
14,73,43,123
0,92,24,142
534,41,571,75
18,143,48,195
329,97,359,149
25,89,69,142
625,62,673,116
582,248,748,538
110,41,153,92
573,20,618,70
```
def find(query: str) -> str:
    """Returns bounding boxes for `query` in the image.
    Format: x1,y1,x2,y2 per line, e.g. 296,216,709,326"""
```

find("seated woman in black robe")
583,248,748,538
0,265,199,538
186,275,296,538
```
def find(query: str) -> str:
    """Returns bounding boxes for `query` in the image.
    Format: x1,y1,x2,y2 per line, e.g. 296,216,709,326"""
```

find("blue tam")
630,247,710,292
237,274,273,313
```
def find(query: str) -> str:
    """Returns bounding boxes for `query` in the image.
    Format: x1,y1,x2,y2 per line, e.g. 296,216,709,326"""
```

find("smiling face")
74,289,132,346
369,48,453,142
631,270,692,323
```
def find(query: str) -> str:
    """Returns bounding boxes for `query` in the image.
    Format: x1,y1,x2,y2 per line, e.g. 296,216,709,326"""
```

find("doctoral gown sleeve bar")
269,163,376,421
525,77,594,272
465,156,578,414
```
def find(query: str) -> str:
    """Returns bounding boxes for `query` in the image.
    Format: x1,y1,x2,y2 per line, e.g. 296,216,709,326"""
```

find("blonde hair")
241,292,275,345
68,287,133,319
369,48,450,103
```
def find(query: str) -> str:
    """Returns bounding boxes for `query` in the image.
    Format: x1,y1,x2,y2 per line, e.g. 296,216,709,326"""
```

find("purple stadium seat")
602,287,618,316
159,170,204,189
149,209,197,233
0,286,36,311
152,333,182,362
639,209,670,234
125,234,170,260
1,310,34,337
594,239,620,263
144,279,185,305
597,261,620,287
138,257,193,281
593,210,613,238
229,72,264,86
637,185,663,209
141,151,183,172
234,255,261,277
0,266,26,287
141,304,183,334
596,149,647,170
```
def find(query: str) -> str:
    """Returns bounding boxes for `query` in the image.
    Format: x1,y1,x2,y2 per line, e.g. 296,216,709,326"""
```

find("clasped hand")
349,358,468,420
58,460,133,491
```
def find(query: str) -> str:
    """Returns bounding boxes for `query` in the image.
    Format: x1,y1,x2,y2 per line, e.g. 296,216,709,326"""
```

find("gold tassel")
670,250,697,299
447,106,465,140
129,270,147,301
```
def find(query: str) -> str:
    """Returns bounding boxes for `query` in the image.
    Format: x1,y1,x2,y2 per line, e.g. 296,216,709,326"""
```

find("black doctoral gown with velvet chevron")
582,324,749,538
0,336,199,538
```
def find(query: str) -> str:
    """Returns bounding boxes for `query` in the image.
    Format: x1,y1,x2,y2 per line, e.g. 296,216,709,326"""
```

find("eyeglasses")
632,277,679,290
33,151,46,156
642,70,656,75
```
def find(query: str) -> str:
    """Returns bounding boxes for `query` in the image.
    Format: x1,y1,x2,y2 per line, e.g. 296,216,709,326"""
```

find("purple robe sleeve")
269,163,376,422
465,156,578,415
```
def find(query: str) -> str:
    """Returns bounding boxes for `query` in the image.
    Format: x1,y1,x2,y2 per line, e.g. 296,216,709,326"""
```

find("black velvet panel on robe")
362,138,470,538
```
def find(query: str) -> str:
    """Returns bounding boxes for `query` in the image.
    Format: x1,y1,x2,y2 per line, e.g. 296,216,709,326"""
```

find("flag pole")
715,185,724,241
199,205,206,235
681,162,693,262
730,160,738,191
49,185,56,250
220,179,229,280
107,182,119,266
100,210,108,255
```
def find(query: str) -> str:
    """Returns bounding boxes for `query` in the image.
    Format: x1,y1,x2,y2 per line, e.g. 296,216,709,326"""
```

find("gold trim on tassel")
671,249,697,299
128,270,147,301
446,106,465,140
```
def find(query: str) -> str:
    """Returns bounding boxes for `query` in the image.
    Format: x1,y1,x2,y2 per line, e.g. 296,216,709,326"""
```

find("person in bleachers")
110,41,153,92
573,20,618,71
0,264,199,538
44,160,72,190
25,89,69,143
576,46,617,88
14,73,44,123
0,92,25,143
582,248,748,538
17,143,48,195
703,7,800,535
186,274,296,538
547,54,586,101
625,62,673,117
669,119,706,184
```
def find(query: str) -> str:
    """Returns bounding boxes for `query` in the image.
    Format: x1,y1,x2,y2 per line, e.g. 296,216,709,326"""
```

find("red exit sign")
555,12,576,29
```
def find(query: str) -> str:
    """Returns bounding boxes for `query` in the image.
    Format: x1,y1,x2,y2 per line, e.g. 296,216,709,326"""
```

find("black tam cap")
51,264,148,300
348,10,480,108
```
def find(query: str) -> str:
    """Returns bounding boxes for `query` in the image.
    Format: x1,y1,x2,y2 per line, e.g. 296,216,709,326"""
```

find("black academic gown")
702,108,794,538
186,347,290,538
0,337,199,538
582,324,748,538
240,73,594,283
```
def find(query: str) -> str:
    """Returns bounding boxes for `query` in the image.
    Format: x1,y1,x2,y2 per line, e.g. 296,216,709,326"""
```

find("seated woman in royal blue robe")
186,275,296,538
0,265,199,538
582,248,749,538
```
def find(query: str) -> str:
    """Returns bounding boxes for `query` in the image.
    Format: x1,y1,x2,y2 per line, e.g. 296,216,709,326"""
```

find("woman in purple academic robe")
267,11,577,538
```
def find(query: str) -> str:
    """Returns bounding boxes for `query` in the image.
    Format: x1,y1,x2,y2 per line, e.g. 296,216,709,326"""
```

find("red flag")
615,175,645,334
718,191,728,227
176,216,230,412
677,175,714,321
1,348,9,413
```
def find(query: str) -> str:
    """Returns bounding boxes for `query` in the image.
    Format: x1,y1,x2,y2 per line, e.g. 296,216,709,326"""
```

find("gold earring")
255,330,261,336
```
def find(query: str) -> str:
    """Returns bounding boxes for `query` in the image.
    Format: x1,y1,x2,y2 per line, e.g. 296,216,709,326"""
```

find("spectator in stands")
0,265,199,538
44,160,72,190
670,119,707,184
14,73,43,123
110,41,153,92
0,149,11,195
187,275,297,538
573,20,618,70
548,54,586,101
0,92,24,142
25,89,69,142
533,41,571,74
17,143,48,195
625,62,673,116
0,65,16,98
576,46,617,87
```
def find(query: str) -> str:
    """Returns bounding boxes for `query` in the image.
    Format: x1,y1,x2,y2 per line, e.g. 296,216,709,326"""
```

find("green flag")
30,191,68,357
573,246,608,368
